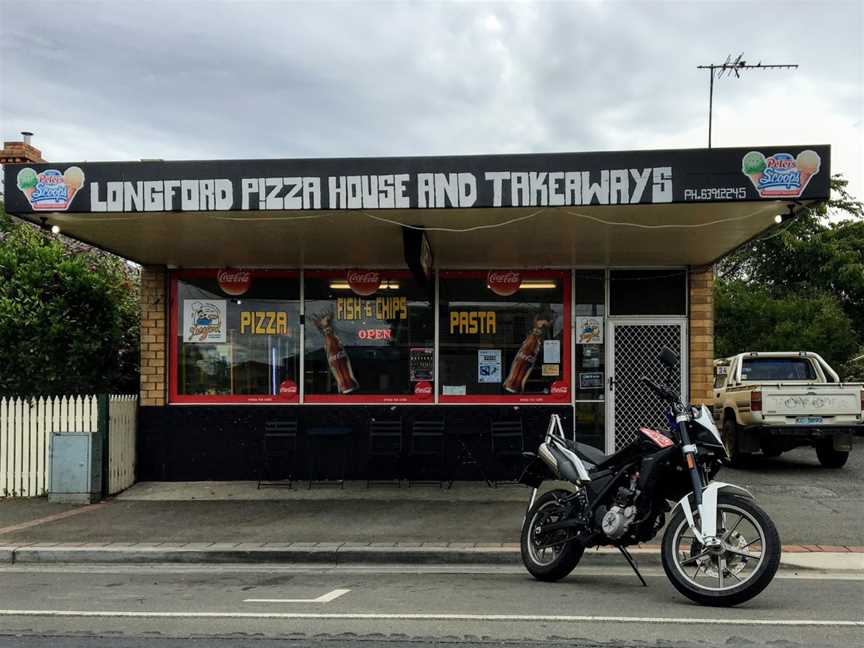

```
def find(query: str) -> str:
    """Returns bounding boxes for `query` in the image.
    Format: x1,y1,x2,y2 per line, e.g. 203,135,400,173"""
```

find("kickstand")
617,546,647,587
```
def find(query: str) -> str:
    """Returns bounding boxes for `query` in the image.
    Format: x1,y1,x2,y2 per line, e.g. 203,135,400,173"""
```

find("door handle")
608,376,615,391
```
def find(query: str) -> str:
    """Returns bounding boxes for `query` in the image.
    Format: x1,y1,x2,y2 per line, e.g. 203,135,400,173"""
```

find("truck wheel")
722,419,747,467
816,443,849,469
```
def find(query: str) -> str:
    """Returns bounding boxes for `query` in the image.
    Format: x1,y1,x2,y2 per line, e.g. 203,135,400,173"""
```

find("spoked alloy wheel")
662,493,780,606
520,491,584,582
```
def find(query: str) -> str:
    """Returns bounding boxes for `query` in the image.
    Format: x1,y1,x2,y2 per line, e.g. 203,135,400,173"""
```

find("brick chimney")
0,131,47,164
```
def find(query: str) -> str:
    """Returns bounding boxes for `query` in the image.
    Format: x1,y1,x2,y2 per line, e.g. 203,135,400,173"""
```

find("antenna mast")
697,54,798,148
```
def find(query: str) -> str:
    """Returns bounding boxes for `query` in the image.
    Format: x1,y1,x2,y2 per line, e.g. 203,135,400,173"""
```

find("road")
0,562,861,648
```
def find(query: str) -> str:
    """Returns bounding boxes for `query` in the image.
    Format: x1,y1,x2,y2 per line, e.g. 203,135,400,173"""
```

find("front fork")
676,415,717,544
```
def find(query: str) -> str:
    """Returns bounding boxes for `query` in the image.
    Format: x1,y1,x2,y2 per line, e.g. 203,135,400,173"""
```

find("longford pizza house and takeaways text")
87,168,674,212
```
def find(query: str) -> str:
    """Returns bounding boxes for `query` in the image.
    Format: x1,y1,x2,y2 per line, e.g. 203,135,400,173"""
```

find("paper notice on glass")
183,300,227,343
542,364,560,377
576,316,604,344
443,385,467,396
543,339,561,363
478,349,502,383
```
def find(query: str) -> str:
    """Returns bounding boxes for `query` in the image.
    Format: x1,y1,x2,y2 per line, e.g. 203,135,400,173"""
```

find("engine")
599,485,638,540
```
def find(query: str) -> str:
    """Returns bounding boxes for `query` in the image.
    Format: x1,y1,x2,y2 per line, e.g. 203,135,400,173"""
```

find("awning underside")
26,200,799,268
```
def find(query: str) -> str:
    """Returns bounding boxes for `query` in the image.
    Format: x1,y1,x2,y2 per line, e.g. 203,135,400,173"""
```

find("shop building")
2,142,830,481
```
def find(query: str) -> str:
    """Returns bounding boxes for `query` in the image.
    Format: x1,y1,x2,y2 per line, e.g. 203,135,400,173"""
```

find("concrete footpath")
1,442,861,570
0,488,862,571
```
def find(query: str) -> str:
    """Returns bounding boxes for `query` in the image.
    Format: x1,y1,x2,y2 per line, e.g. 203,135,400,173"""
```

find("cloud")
0,0,861,201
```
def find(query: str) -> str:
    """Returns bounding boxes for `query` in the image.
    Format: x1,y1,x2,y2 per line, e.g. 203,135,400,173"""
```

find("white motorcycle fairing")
676,482,755,543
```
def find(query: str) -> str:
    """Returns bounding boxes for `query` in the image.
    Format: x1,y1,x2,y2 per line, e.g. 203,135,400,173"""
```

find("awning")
3,145,830,268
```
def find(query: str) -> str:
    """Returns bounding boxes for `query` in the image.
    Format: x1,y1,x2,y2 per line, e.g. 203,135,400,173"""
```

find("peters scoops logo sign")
218,269,251,296
16,166,85,211
486,271,521,296
347,271,381,296
742,150,821,198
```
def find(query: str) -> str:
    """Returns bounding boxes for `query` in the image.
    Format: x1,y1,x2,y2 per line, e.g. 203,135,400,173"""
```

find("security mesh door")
608,322,685,450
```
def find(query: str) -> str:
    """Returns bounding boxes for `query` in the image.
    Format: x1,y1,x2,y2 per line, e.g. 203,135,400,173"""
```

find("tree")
0,202,140,396
715,175,864,377
715,281,857,368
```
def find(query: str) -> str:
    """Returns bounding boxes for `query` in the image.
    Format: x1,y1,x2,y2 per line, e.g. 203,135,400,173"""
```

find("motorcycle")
519,348,780,607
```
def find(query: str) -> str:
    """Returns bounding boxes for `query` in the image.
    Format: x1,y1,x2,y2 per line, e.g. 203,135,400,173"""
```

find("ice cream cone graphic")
17,167,38,202
63,166,85,203
742,151,767,191
796,150,820,191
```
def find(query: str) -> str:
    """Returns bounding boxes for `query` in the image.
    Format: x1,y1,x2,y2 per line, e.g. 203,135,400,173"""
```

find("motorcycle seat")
573,441,609,467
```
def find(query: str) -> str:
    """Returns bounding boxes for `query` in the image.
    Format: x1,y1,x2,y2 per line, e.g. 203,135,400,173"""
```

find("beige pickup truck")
713,352,863,468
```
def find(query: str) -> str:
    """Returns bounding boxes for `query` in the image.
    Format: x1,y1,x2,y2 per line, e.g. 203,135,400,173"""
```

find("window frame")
169,269,301,404
437,269,571,405
302,269,435,404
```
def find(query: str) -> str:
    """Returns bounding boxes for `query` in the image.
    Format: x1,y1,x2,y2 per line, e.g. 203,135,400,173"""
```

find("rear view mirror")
659,347,679,369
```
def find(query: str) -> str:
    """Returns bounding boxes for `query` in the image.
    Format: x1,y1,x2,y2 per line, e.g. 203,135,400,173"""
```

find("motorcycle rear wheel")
662,493,780,607
521,490,584,582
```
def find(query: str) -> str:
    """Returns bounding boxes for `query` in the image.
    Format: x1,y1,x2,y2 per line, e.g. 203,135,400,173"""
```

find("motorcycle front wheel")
520,490,584,582
661,493,780,607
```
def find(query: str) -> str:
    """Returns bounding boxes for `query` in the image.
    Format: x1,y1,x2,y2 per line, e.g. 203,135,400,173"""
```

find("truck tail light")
751,391,762,412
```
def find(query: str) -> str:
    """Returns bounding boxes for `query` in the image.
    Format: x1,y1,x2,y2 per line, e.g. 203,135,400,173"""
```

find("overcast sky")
1,1,862,203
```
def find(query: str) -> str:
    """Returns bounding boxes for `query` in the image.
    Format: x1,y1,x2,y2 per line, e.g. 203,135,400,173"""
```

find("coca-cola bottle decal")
503,313,552,394
312,312,359,394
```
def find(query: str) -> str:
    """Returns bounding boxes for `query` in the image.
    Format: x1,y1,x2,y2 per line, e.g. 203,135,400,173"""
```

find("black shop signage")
3,146,831,214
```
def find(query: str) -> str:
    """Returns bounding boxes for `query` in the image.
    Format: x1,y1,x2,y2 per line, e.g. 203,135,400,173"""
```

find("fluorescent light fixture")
519,280,557,289
329,281,400,290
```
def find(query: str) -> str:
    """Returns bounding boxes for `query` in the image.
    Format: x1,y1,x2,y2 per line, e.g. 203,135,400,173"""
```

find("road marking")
0,502,108,536
244,588,350,603
0,610,860,626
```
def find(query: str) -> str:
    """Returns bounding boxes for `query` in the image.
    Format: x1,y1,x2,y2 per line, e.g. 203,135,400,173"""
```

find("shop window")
304,271,434,402
609,269,687,316
438,271,570,403
574,271,605,401
171,270,300,403
574,402,605,450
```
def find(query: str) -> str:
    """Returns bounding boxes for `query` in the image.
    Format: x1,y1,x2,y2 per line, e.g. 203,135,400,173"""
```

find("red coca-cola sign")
218,269,251,296
414,381,433,396
486,271,522,296
347,270,381,296
279,379,298,396
550,380,569,395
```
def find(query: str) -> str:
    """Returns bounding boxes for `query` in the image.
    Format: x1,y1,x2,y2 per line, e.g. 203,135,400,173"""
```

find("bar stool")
490,419,524,486
407,419,446,487
366,418,404,487
306,425,353,488
257,420,299,489
447,425,493,488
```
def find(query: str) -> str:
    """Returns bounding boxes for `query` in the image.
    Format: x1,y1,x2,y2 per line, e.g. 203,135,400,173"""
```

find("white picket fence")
0,395,137,498
107,395,137,494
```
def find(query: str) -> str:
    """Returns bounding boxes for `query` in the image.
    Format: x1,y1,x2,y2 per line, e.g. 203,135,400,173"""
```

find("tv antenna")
697,54,798,147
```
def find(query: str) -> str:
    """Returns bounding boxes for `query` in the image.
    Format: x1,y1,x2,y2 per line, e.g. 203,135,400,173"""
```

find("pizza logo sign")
183,300,227,343
742,150,821,198
17,166,85,211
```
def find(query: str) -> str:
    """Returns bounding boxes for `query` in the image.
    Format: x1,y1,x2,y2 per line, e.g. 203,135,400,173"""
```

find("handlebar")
640,376,683,405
